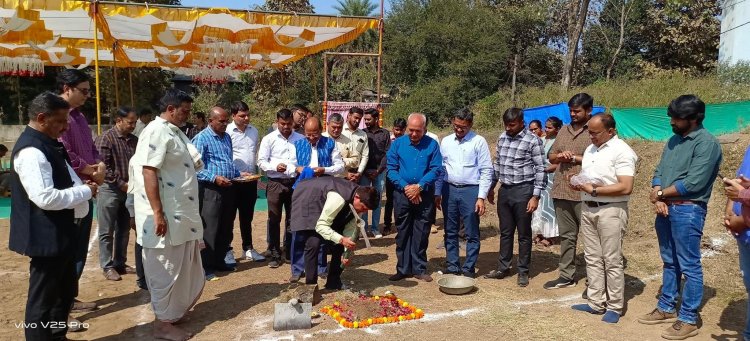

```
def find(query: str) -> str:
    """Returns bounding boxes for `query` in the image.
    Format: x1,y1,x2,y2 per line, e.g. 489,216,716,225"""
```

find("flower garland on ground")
320,292,424,329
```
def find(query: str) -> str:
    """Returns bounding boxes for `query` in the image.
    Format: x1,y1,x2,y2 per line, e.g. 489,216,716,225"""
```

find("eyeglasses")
452,123,470,131
75,87,91,96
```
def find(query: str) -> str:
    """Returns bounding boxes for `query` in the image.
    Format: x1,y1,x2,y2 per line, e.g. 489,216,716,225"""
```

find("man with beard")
637,95,722,340
360,108,391,238
342,107,369,183
543,93,595,292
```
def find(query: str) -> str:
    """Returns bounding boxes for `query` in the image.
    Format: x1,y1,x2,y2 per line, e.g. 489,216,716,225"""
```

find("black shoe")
483,269,510,279
462,271,476,278
289,273,302,283
443,269,461,275
268,257,282,268
260,249,273,258
215,264,236,272
136,279,148,291
543,277,575,290
388,273,411,281
517,273,529,287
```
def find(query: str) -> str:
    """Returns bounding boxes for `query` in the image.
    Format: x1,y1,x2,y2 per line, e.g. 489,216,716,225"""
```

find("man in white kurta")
129,89,204,340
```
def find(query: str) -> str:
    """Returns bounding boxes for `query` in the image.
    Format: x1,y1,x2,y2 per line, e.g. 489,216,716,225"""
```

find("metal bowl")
437,275,476,295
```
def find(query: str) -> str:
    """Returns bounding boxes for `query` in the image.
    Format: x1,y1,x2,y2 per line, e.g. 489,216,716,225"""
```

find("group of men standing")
7,70,730,341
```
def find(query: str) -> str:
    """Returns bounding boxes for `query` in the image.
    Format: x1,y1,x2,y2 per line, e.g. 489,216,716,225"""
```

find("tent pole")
129,68,134,107
376,0,384,127
323,53,328,129
113,42,119,108
92,1,102,135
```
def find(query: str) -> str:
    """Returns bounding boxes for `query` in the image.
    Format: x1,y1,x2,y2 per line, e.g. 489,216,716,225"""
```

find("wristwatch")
591,188,598,197
657,190,664,200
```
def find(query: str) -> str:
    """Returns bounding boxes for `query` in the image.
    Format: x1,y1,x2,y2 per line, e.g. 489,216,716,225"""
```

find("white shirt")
257,130,304,179
133,119,147,137
435,131,494,199
426,131,439,142
227,122,259,173
342,124,369,173
289,140,345,176
580,135,638,203
129,116,203,248
13,147,92,218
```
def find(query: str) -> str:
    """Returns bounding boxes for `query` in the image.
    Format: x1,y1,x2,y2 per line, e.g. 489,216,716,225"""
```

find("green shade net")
612,101,750,141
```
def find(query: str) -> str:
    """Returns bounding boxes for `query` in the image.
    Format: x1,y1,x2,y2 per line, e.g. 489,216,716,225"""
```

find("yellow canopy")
0,0,378,73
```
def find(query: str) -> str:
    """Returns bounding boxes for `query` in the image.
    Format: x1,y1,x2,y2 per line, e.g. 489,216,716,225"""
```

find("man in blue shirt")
434,108,493,278
637,95,722,340
192,107,249,280
387,113,442,282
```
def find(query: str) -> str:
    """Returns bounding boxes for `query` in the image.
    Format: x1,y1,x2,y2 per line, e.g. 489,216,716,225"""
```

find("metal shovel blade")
273,301,312,331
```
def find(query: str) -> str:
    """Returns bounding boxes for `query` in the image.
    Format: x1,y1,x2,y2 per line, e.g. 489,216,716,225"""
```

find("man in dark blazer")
9,92,98,340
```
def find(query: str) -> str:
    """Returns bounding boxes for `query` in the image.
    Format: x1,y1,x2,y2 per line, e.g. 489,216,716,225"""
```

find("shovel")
273,298,312,331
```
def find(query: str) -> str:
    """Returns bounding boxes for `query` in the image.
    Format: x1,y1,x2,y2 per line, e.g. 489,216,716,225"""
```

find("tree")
561,0,593,89
581,0,649,82
384,0,509,124
637,0,720,73
333,0,378,16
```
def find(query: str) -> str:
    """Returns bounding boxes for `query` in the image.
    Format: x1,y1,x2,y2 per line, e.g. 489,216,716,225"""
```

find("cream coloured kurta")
129,116,203,248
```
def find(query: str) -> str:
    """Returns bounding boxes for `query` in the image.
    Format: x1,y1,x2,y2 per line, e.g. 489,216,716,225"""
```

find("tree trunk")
561,0,592,90
511,54,518,104
606,2,629,81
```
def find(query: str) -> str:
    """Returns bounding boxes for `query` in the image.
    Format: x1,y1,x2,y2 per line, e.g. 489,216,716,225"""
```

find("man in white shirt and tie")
257,108,304,267
434,109,493,278
227,101,265,262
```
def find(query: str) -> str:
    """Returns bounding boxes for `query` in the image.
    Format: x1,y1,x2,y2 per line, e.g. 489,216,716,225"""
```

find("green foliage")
333,0,378,16
384,0,509,126
718,62,750,86
637,0,721,73
473,73,750,129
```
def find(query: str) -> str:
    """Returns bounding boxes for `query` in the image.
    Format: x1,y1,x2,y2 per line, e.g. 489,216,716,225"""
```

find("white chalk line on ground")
254,308,481,340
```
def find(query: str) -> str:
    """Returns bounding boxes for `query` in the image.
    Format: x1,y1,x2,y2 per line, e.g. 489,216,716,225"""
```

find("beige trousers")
581,201,627,314
143,240,205,322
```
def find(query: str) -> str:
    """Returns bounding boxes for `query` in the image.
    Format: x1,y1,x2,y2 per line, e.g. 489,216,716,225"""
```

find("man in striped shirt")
485,108,545,287
192,107,250,280
94,107,138,282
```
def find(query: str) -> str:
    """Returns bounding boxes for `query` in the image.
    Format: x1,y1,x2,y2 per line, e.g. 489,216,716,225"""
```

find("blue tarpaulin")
522,102,606,126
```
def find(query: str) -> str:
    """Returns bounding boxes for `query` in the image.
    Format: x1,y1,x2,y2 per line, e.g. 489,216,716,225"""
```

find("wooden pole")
128,68,134,107
377,0,384,127
113,42,120,109
92,1,102,135
323,53,328,130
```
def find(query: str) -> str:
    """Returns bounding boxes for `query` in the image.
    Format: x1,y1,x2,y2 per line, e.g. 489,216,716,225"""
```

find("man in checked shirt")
485,107,545,287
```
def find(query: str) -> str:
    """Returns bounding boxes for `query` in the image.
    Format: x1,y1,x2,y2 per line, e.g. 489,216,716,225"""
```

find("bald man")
287,117,345,282
192,107,250,280
386,113,442,282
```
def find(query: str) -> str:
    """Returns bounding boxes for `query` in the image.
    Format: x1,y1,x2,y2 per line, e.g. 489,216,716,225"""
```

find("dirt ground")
1,135,749,341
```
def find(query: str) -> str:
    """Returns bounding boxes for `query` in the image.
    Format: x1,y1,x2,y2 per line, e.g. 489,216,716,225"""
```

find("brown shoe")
414,274,433,282
103,268,122,281
661,321,699,340
71,299,98,313
637,308,677,325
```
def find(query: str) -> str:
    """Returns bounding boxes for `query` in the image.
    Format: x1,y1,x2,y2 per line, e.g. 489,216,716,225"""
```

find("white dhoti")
143,240,205,322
